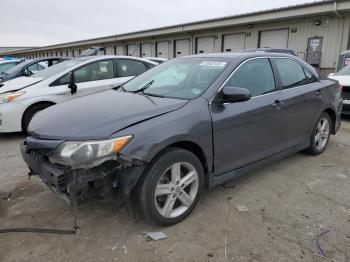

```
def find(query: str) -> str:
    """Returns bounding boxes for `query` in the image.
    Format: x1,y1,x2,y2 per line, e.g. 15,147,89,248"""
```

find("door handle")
272,100,284,110
316,89,323,97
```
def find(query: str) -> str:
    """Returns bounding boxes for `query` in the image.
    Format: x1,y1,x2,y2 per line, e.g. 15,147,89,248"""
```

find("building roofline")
2,0,348,55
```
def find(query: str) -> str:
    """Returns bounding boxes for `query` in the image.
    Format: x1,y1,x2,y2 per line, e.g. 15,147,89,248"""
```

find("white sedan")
0,56,157,132
328,66,350,114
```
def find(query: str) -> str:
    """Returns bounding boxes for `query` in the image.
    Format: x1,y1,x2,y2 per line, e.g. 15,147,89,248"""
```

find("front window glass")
224,58,275,97
34,59,82,79
122,58,229,99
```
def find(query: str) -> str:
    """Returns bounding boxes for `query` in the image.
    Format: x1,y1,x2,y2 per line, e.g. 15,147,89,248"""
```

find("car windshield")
3,60,32,75
336,65,350,76
0,62,18,74
122,58,229,99
32,60,83,79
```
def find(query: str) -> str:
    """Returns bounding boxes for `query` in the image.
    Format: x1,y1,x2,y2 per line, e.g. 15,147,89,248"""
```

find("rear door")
271,58,322,149
210,58,283,175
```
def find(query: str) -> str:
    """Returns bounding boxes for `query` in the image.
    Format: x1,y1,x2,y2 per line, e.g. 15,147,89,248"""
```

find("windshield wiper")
133,80,154,94
144,92,165,98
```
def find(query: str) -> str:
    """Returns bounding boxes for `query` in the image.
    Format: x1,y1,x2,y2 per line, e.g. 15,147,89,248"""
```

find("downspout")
334,0,345,71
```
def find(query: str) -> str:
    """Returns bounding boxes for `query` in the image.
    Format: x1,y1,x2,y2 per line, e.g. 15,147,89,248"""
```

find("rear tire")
22,103,52,133
137,148,204,226
305,113,331,155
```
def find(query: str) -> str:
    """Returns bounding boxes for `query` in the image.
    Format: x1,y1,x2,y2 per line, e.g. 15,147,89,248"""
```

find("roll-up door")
175,39,190,57
156,41,169,58
259,29,289,48
127,44,140,57
223,33,246,52
116,45,124,55
196,36,215,54
106,46,115,55
141,43,153,57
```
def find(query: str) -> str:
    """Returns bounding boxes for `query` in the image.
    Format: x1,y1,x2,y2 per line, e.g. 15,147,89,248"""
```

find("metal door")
175,39,190,57
259,29,289,48
223,33,246,52
141,43,153,57
196,36,215,54
156,41,169,58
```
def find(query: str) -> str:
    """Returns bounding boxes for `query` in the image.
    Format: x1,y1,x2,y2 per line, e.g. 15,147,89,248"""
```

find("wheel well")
167,141,210,187
323,108,336,134
21,101,55,130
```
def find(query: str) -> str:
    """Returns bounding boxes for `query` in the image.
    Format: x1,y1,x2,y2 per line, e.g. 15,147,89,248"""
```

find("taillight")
338,84,343,92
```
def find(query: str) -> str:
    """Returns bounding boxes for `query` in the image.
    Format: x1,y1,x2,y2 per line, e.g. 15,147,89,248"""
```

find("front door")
210,58,283,175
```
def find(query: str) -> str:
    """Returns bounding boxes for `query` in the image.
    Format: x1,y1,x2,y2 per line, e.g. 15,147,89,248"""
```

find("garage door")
141,43,153,57
116,45,124,55
175,39,190,58
156,41,169,58
259,29,289,48
196,36,215,54
106,46,115,55
127,44,140,57
223,33,246,52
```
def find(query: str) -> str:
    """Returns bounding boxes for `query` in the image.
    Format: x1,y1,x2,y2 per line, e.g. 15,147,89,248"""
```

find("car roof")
182,52,295,59
70,55,158,65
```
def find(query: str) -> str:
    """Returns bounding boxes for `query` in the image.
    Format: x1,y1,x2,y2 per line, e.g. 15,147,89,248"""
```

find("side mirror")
68,72,77,95
328,73,335,77
221,86,251,103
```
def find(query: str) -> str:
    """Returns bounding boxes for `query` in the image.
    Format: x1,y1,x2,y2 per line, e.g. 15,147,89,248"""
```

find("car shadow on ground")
0,132,25,141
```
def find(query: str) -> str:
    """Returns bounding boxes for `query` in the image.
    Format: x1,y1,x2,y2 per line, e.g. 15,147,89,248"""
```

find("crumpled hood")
0,76,43,94
29,90,188,140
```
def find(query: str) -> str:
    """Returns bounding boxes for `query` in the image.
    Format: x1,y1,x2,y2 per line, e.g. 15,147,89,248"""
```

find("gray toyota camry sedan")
21,53,342,225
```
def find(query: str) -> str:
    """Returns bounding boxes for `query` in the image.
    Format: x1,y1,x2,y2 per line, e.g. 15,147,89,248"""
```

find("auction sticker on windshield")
199,61,227,67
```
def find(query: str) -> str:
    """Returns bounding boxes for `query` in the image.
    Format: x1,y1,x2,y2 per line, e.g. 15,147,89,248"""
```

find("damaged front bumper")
20,137,147,204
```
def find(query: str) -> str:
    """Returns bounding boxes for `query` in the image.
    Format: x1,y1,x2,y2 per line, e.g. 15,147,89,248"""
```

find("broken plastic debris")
236,205,249,212
144,231,168,241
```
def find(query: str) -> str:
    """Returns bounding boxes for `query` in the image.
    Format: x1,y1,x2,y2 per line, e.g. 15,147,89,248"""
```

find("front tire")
137,148,204,226
305,113,331,155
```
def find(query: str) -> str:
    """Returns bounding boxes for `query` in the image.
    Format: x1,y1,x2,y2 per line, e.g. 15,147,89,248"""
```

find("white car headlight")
49,135,132,169
0,91,25,103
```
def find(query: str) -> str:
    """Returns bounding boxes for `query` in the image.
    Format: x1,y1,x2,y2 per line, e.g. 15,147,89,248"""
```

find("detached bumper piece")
20,137,146,204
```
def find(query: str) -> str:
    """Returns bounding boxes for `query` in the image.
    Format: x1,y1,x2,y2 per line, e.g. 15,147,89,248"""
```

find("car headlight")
49,135,132,169
0,91,25,103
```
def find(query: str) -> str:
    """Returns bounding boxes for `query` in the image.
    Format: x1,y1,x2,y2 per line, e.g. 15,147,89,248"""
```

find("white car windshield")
336,65,350,76
32,60,83,79
123,58,229,100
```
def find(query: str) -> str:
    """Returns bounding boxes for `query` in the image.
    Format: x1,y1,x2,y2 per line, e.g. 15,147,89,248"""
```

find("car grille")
29,150,41,159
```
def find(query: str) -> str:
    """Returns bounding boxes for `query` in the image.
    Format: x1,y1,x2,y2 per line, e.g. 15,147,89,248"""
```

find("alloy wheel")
154,162,199,218
314,117,330,151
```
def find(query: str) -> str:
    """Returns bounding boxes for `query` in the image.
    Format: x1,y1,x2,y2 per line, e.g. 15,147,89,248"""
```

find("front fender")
115,98,213,170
